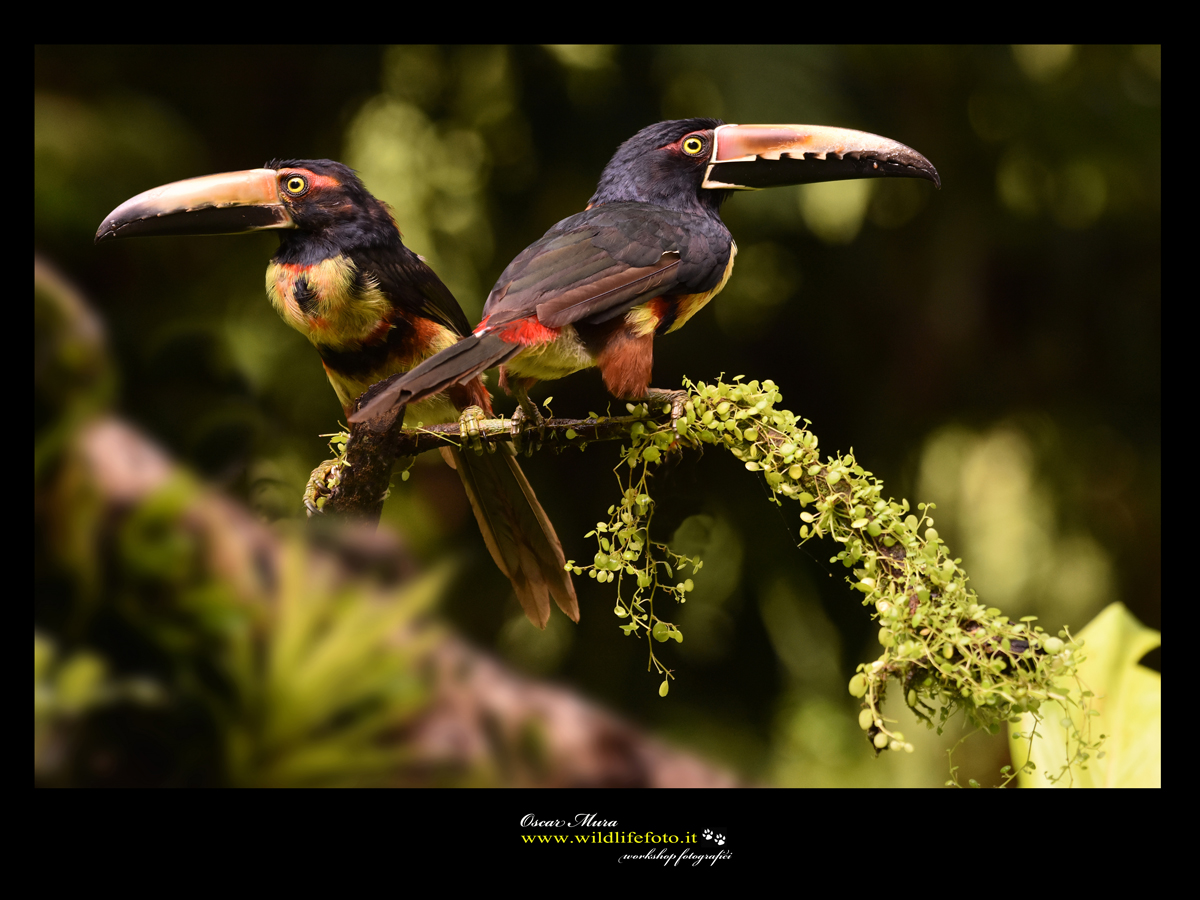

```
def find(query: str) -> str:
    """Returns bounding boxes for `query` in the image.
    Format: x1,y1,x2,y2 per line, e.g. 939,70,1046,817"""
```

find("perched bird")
96,159,577,628
353,119,939,425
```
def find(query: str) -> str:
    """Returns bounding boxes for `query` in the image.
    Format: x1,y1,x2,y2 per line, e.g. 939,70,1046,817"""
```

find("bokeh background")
35,45,1160,786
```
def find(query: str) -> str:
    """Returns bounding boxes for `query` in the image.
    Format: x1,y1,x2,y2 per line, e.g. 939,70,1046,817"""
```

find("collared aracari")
353,119,939,425
95,159,577,628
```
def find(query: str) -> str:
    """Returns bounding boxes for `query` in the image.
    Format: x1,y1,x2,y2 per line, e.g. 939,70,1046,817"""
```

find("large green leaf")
1011,602,1160,787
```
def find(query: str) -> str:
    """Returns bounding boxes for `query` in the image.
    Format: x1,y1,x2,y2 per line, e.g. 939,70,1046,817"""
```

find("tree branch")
323,396,406,521
318,397,674,524
391,409,670,455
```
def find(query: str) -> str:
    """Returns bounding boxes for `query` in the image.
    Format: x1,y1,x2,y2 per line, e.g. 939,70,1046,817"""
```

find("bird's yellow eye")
284,175,308,195
682,136,705,156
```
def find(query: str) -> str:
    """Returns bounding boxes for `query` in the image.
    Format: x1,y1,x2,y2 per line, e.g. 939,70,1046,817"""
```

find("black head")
265,159,401,254
588,118,729,215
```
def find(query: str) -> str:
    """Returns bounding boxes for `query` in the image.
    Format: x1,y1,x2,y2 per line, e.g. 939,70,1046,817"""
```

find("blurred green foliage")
35,464,444,786
36,257,447,786
35,45,1159,786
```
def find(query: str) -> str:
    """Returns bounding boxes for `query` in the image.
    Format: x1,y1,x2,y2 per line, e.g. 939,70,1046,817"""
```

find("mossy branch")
305,399,679,519
315,374,1098,773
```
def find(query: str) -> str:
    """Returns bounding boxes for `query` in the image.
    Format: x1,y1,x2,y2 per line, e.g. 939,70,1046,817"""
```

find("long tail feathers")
447,444,578,628
347,329,574,625
351,332,519,424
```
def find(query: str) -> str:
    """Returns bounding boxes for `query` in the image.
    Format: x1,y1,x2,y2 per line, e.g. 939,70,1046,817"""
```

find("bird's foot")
458,405,493,454
644,388,689,434
304,458,345,516
510,397,547,455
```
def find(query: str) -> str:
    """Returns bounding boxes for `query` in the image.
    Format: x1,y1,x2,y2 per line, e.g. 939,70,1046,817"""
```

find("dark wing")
483,202,732,330
353,243,472,338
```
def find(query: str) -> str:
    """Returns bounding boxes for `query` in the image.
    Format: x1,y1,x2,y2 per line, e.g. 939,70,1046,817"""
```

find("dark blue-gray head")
588,118,730,216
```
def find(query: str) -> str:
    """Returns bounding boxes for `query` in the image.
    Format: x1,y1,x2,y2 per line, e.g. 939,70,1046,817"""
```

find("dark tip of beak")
916,160,941,190
878,153,939,189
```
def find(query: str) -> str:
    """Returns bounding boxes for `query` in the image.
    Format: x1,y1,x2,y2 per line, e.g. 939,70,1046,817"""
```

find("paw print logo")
715,834,726,846
703,829,713,840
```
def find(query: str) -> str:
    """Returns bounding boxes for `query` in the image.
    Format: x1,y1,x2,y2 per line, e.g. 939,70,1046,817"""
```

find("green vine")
566,403,701,697
571,375,1099,777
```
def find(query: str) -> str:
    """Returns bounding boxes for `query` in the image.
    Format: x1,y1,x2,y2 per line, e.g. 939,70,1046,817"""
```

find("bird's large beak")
95,169,296,243
703,124,940,191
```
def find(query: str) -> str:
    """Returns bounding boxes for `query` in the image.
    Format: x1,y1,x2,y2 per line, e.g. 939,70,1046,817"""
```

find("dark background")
35,45,1159,785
